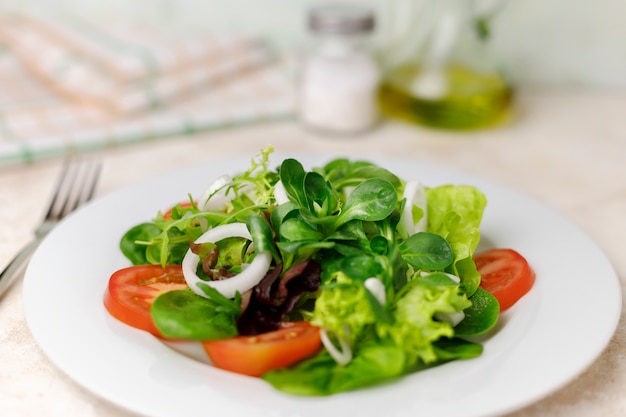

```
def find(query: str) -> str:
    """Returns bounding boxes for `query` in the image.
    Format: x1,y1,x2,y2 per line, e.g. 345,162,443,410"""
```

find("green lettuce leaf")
426,185,487,295
387,278,472,366
151,288,240,340
262,343,406,396
310,273,378,343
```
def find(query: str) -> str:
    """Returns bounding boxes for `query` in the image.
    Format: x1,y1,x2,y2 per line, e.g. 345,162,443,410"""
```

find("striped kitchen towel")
0,12,296,166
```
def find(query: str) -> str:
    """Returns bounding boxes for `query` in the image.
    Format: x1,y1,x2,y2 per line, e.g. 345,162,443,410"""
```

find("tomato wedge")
104,265,188,337
475,248,535,311
202,321,322,377
163,201,196,220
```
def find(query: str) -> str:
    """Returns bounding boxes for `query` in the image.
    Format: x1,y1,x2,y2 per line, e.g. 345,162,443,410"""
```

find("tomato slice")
475,248,535,311
162,201,196,220
202,322,322,377
104,265,189,337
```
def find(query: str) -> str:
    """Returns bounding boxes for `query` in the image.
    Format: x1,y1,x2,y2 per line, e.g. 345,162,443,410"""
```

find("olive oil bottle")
378,64,513,130
378,0,513,130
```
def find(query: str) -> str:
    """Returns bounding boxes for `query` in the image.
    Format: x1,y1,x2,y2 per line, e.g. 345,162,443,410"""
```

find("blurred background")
2,0,624,90
0,0,624,165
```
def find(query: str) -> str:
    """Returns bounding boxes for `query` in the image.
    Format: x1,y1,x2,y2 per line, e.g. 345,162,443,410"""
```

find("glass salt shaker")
298,3,380,135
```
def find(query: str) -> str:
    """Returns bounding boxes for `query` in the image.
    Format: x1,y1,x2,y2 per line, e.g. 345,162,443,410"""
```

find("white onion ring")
182,223,272,299
436,310,466,327
364,277,386,305
419,270,461,283
273,180,290,205
320,326,353,366
199,175,233,211
402,180,428,235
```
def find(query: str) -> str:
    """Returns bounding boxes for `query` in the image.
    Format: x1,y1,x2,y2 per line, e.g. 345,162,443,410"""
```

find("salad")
103,147,535,396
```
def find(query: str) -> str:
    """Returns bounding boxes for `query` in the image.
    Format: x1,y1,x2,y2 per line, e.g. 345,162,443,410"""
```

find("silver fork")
0,159,102,298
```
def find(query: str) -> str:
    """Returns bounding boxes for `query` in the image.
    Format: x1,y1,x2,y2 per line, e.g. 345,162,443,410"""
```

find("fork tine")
84,162,102,203
46,159,102,221
56,162,81,220
69,160,102,216
0,158,102,297
65,161,102,216
43,161,75,221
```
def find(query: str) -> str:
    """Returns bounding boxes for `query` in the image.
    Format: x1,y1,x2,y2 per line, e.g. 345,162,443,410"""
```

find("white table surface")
1,90,625,417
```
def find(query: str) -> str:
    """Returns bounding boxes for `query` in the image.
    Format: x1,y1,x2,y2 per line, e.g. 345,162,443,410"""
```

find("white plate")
23,153,621,417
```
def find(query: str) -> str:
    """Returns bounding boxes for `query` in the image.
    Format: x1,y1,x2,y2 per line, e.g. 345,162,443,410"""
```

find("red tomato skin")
475,248,535,311
104,264,188,337
162,201,196,220
202,322,322,377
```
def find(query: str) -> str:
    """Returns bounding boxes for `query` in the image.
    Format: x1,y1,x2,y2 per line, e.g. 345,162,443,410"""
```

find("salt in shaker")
298,4,380,135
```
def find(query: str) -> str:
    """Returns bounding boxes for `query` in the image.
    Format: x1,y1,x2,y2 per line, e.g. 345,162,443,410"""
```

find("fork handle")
0,240,41,298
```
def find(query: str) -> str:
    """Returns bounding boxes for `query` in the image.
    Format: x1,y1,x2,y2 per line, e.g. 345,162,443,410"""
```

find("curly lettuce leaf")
388,277,472,366
310,273,378,343
426,185,487,295
265,277,477,395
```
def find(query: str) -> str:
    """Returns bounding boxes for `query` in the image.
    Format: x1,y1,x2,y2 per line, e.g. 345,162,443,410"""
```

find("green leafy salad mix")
117,147,500,395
